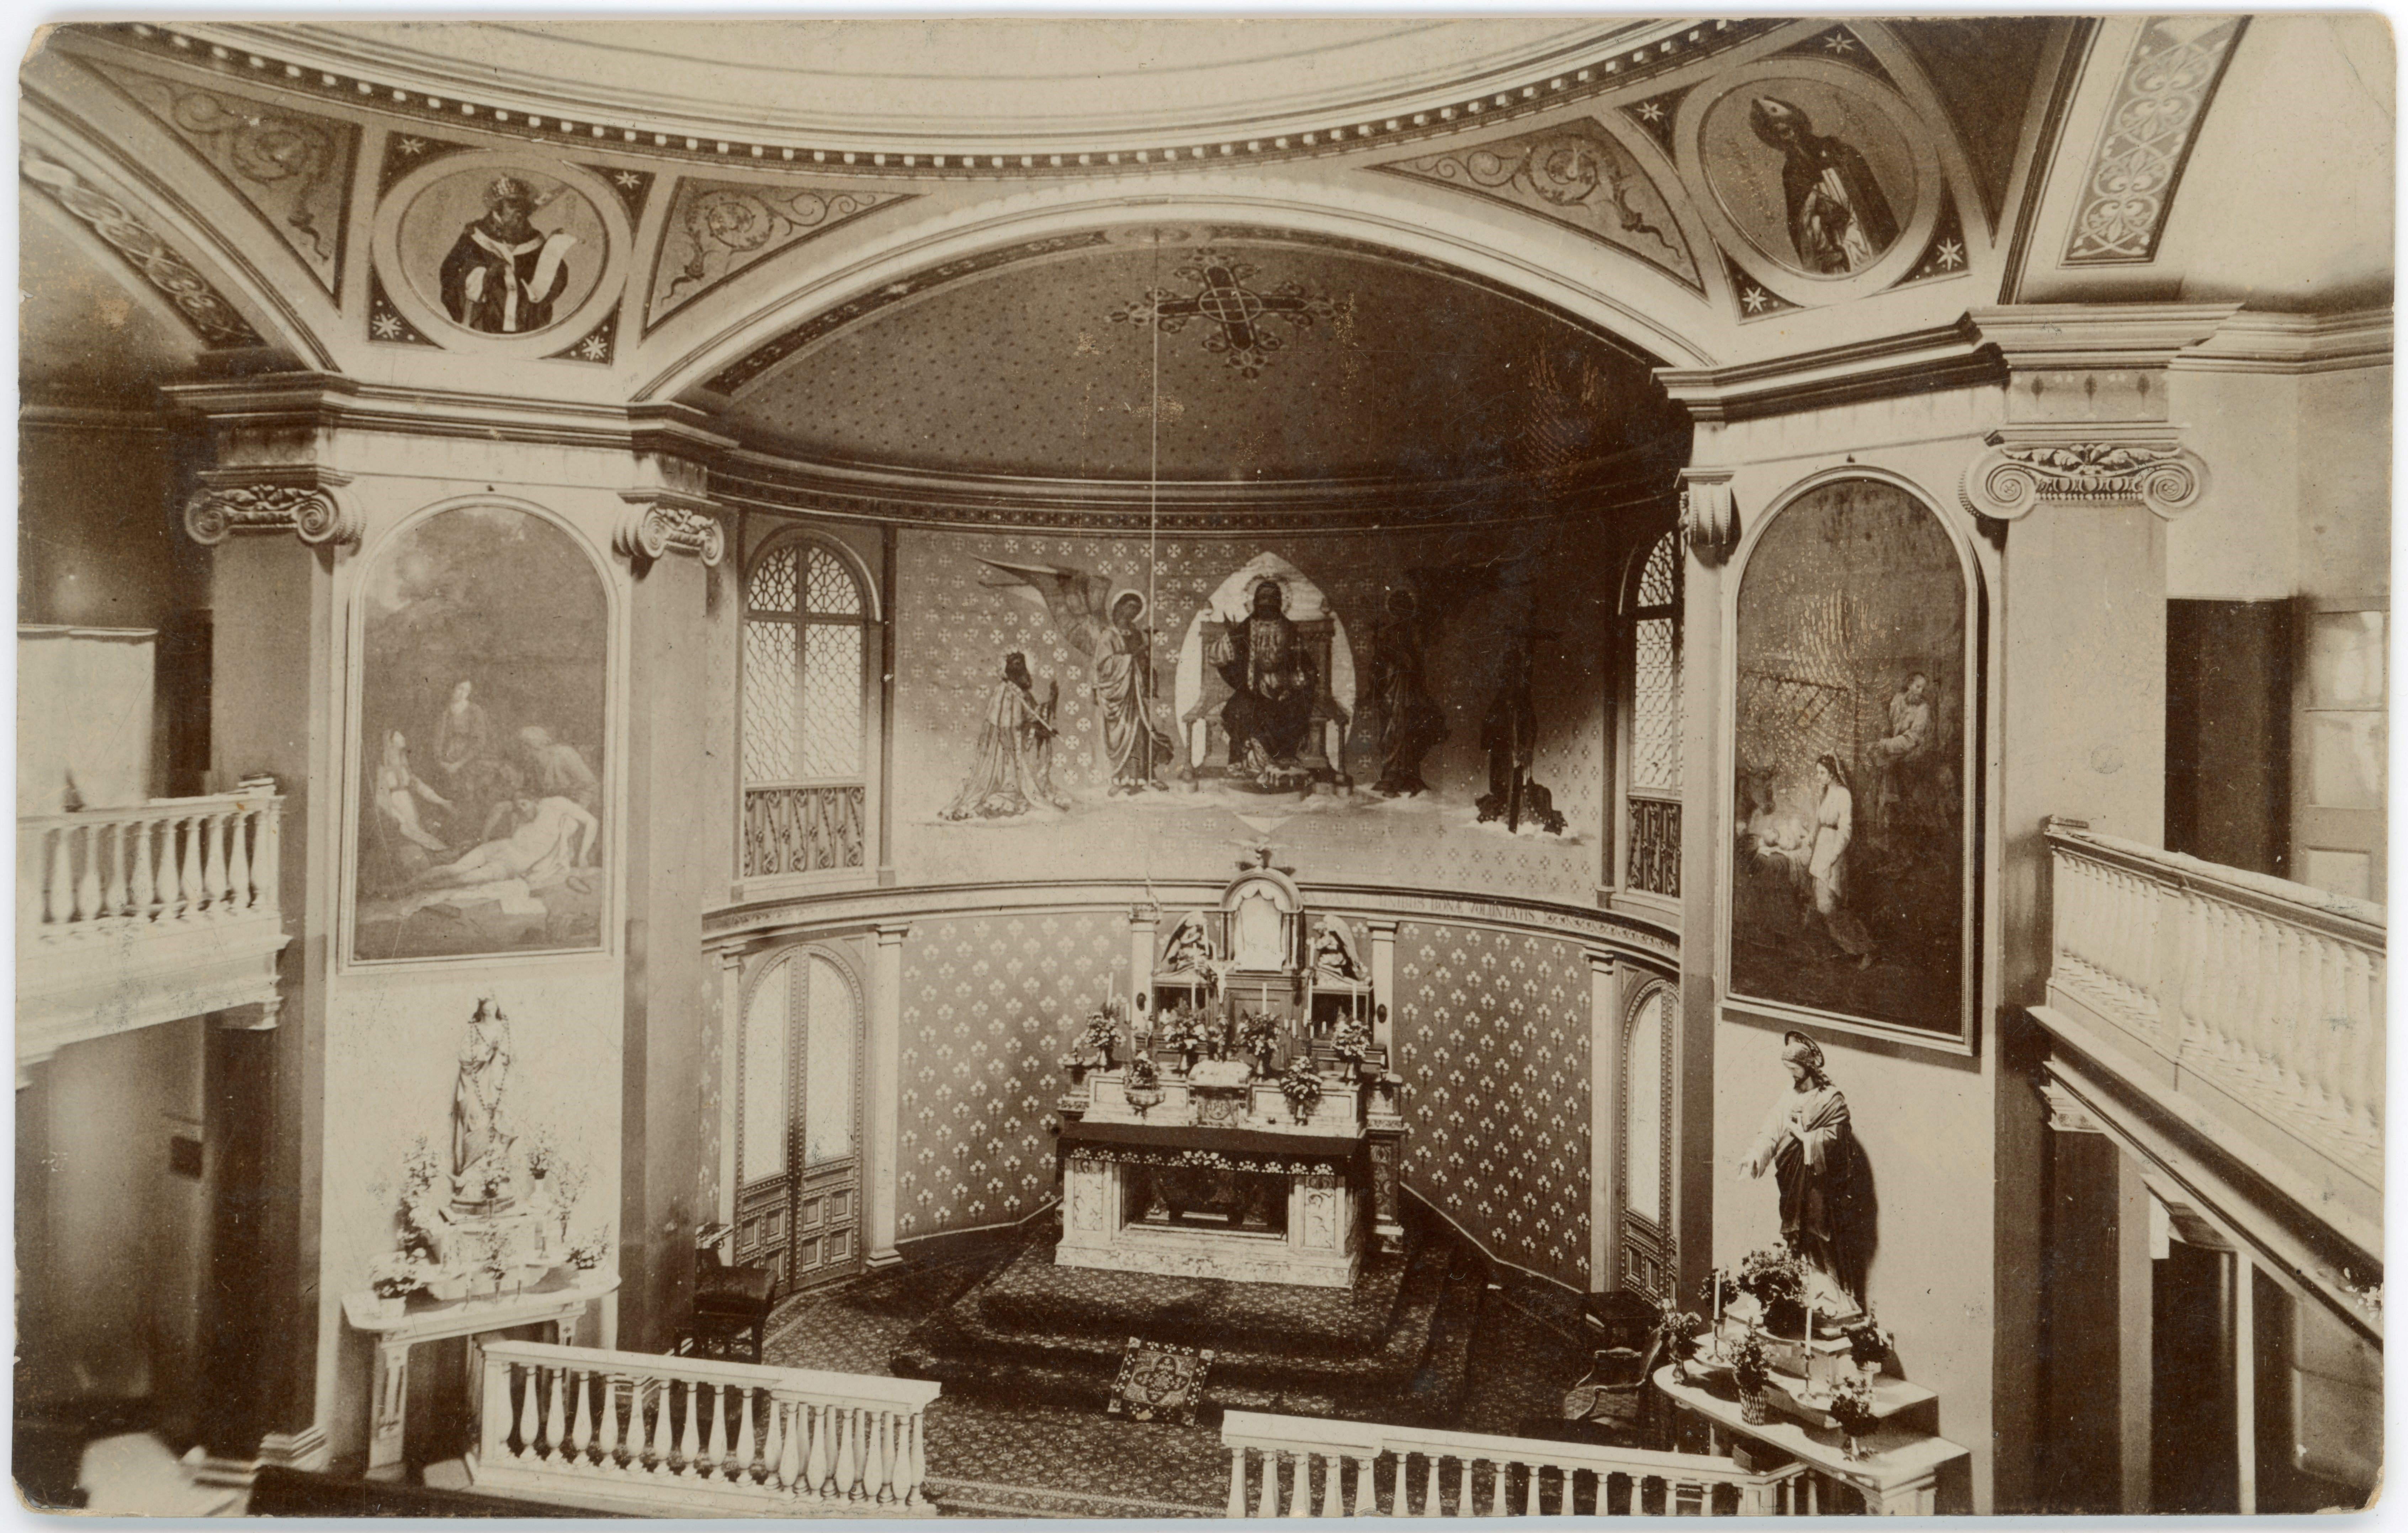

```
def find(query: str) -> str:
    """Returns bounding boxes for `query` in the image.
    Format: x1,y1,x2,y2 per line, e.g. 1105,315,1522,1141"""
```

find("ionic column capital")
183,467,362,548
1961,426,2209,522
614,488,726,568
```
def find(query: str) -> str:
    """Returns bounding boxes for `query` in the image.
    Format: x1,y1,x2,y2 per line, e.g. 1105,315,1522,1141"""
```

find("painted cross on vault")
1108,251,1348,378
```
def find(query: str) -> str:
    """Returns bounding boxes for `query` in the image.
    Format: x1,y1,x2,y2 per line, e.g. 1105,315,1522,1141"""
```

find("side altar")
1055,855,1404,1289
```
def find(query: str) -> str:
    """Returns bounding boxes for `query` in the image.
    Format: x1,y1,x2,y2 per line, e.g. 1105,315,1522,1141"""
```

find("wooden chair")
689,1221,778,1364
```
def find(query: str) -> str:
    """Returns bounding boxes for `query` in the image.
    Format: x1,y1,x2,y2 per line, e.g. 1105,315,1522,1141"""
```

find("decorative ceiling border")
2060,15,2247,267
90,20,1783,183
704,220,1681,398
21,150,264,348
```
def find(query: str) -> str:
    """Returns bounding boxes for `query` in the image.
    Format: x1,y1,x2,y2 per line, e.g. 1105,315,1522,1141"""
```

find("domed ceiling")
710,227,1685,487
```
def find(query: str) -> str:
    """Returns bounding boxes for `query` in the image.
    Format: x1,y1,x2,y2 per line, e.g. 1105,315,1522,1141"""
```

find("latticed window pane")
1637,531,1679,609
1625,988,1670,1226
802,956,856,1166
740,965,791,1186
743,620,800,783
749,546,798,614
805,547,863,616
798,623,864,779
1632,615,1682,793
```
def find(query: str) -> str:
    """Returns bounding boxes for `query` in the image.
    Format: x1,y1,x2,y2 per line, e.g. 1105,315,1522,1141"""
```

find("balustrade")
743,783,866,878
470,1339,937,1517
1221,1410,1807,1518
1626,797,1681,897
2043,820,2384,1210
19,792,280,940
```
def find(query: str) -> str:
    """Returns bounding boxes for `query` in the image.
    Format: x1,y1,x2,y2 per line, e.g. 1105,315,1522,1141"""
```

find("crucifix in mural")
1108,250,1349,378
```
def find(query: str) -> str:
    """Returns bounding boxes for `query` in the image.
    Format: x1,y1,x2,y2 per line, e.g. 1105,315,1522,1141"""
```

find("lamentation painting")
1726,478,1974,1048
352,505,610,962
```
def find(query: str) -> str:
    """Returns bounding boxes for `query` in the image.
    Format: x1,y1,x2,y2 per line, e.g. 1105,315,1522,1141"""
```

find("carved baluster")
565,1369,591,1464
905,1409,927,1507
102,819,128,920
227,806,252,914
125,815,155,923
1355,1454,1378,1515
1457,1456,1474,1518
175,812,203,919
595,1373,621,1471
1322,1451,1346,1517
674,1377,700,1476
876,1409,898,1502
647,1379,675,1476
802,1401,828,1497
69,821,99,925
544,1364,567,1459
700,1381,725,1479
734,1385,758,1485
777,1399,804,1496
254,803,281,914
1524,1460,1543,1515
1230,1446,1250,1518
198,809,227,912
1258,1449,1280,1518
1490,1458,1511,1517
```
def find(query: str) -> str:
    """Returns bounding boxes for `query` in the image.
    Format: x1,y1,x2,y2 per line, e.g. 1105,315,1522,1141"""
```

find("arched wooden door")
735,948,864,1291
1617,980,1677,1302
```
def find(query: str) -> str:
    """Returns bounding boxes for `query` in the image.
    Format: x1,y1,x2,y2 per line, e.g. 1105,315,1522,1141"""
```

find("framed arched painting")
1720,475,1979,1053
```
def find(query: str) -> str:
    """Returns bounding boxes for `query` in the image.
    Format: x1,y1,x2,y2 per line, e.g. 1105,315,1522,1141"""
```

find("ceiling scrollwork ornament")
614,489,726,568
21,151,262,349
182,472,361,548
1959,430,2208,521
1678,468,1738,565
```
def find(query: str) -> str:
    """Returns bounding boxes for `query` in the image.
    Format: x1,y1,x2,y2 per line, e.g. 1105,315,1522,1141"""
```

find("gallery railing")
743,782,866,879
2042,819,2383,1230
1626,796,1681,897
17,789,288,1068
1221,1409,1808,1517
470,1339,938,1516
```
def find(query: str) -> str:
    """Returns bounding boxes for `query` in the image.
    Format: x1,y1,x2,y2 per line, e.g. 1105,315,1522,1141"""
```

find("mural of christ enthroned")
1174,555,1355,791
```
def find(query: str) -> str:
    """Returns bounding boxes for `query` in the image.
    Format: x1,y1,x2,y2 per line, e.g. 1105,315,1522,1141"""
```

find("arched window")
742,538,874,879
1619,529,1682,897
735,948,864,1290
1619,980,1677,1300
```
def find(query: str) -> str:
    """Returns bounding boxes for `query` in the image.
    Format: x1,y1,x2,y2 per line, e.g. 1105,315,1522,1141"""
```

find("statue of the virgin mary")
452,997,517,1210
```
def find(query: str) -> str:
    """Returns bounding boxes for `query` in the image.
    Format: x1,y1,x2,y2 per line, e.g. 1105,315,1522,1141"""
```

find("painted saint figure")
431,679,493,786
941,652,1068,819
438,176,576,334
1210,578,1319,771
1745,1030,1869,1324
452,998,516,1209
518,726,601,813
1868,671,1935,831
1365,587,1447,796
1748,98,1900,276
372,730,452,858
1806,753,1876,968
417,794,599,891
970,559,1175,794
1475,628,1567,834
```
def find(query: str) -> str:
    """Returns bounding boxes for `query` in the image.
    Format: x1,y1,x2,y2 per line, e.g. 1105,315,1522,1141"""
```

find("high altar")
1055,856,1404,1288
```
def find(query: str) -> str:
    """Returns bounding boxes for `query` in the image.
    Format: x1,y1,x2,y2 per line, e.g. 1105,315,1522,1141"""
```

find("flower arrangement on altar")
1328,1015,1373,1072
1736,1244,1809,1332
1237,1010,1282,1072
1845,1315,1889,1373
1654,1304,1707,1375
369,1252,428,1304
1158,1006,1215,1064
1278,1055,1322,1121
1077,1012,1122,1067
567,1229,611,1272
1828,1373,1879,1459
1730,1330,1775,1422
1124,1052,1160,1089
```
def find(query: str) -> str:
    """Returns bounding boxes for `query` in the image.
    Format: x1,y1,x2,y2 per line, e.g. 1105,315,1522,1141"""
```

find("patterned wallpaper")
1393,919,1593,1291
895,910,1126,1240
890,526,1610,901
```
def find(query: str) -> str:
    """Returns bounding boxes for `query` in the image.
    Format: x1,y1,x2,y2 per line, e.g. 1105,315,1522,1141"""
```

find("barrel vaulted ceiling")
20,17,2393,501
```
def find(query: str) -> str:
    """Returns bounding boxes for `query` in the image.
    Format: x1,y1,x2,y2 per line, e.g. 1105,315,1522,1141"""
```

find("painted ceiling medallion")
1371,118,1699,292
1107,251,1348,379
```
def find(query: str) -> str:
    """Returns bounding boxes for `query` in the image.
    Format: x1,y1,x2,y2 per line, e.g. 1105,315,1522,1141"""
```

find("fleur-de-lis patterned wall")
896,910,1126,1239
1394,920,1593,1291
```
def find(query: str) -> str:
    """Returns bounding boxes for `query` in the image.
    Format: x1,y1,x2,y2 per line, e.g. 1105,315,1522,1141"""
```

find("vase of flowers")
1845,1316,1889,1378
1077,1013,1120,1070
1738,1245,1809,1337
567,1230,610,1274
368,1254,425,1320
1237,1011,1281,1077
1329,1016,1374,1079
1122,1052,1163,1113
1730,1331,1773,1424
1279,1057,1323,1124
1829,1374,1879,1460
1654,1304,1706,1384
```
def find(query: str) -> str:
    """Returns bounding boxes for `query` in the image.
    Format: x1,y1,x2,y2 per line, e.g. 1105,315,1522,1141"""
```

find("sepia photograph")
12,12,2389,1518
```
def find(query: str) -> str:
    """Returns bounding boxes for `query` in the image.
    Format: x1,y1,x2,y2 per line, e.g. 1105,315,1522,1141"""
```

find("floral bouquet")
1730,1331,1774,1422
1737,1245,1808,1333
369,1252,427,1302
523,1123,558,1179
1237,1011,1282,1070
1845,1317,1890,1372
1077,1012,1121,1066
1124,1052,1160,1090
1278,1056,1323,1121
1829,1374,1879,1458
567,1229,611,1272
1329,1015,1373,1068
1655,1304,1706,1366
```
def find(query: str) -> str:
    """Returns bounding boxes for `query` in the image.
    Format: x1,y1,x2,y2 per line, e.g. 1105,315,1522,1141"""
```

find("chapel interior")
13,16,2390,1518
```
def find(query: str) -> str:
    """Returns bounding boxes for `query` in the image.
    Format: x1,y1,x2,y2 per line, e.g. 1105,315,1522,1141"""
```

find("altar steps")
891,1222,1489,1426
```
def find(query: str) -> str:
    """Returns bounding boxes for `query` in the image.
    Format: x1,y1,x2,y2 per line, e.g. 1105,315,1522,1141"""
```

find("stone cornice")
2173,308,2396,376
712,440,1685,536
162,373,738,457
1655,318,2002,424
102,20,1779,183
1966,302,2243,372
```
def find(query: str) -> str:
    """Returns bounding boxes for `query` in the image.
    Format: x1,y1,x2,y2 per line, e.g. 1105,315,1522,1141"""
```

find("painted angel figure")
974,559,1176,793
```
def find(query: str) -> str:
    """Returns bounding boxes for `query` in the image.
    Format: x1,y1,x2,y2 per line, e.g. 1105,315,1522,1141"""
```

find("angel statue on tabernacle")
973,559,1177,794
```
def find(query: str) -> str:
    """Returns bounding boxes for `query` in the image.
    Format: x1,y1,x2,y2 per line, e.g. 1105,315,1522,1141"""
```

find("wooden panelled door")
2291,601,2387,905
736,949,864,1292
1618,982,1676,1303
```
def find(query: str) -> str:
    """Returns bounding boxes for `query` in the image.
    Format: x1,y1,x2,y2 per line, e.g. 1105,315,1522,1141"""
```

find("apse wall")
888,522,1615,904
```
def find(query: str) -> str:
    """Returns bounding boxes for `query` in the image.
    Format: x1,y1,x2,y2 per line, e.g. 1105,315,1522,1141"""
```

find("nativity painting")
352,504,610,962
1727,477,1973,1047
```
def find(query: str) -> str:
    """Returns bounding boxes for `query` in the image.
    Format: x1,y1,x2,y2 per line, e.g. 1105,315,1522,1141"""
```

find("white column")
1126,906,1159,1025
866,924,909,1269
1366,921,1398,1051
2234,1252,2255,1514
1587,952,1617,1292
715,948,746,1236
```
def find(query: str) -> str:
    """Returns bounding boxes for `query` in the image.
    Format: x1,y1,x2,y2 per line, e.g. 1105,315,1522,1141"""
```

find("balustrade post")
227,807,252,914
1258,1449,1281,1518
596,1373,622,1471
775,1398,803,1494
905,1408,928,1507
176,813,203,919
481,1352,515,1464
1456,1456,1473,1518
201,809,228,912
1230,1446,1250,1518
1290,1448,1314,1516
516,1363,540,1458
701,1381,726,1479
647,1379,674,1475
1355,1454,1378,1515
104,820,129,919
1322,1450,1346,1517
255,803,281,912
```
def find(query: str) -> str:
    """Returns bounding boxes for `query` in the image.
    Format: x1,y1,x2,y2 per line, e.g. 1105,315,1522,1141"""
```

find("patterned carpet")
761,1216,1624,1518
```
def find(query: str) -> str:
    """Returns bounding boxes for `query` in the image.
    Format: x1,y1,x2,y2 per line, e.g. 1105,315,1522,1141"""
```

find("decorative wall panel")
1393,920,1592,1290
895,910,1126,1240
646,177,913,329
2062,16,2246,266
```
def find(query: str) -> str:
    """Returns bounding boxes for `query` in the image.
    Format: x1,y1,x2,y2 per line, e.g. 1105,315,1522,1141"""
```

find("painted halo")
1674,58,1943,305
373,151,629,350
